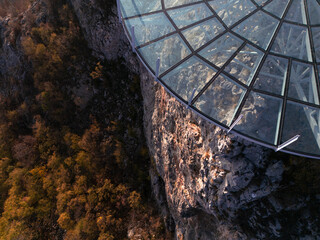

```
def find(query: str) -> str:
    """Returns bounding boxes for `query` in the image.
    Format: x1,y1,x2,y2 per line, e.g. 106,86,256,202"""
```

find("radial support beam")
227,114,243,134
291,66,320,148
155,58,160,82
187,88,197,109
276,135,300,152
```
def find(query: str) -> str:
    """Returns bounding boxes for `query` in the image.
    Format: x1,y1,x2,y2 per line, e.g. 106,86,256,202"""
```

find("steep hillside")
0,0,171,239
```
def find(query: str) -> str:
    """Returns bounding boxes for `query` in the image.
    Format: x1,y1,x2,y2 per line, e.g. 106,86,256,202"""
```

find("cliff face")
141,67,320,239
0,16,26,93
6,0,316,239
68,0,135,62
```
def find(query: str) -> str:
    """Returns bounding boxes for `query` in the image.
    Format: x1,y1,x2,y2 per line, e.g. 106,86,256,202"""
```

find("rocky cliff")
141,68,320,239
67,0,320,239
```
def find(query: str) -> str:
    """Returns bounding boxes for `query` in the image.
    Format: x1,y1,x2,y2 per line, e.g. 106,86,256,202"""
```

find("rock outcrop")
141,65,320,239
64,1,320,239
68,0,134,62
0,0,49,98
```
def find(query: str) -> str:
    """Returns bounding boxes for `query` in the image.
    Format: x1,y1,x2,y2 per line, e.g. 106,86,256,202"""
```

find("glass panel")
281,101,320,155
254,55,288,95
182,18,224,50
167,3,212,29
233,11,279,50
288,61,319,104
234,92,282,144
307,0,320,25
285,0,307,24
312,27,320,62
162,57,217,101
125,13,175,46
199,33,243,68
254,0,268,6
271,23,312,62
209,0,256,27
263,0,290,18
165,0,201,8
138,34,191,74
120,0,161,18
194,74,246,126
224,44,263,85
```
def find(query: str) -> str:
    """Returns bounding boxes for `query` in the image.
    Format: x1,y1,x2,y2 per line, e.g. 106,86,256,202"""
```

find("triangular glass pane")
224,44,263,85
233,11,279,50
271,23,312,62
199,33,243,68
285,0,307,24
288,61,319,104
194,74,246,126
209,0,256,27
162,57,217,101
165,0,201,8
307,0,320,25
182,18,225,50
125,13,175,46
312,27,320,62
263,0,290,18
281,101,320,155
234,92,282,144
167,3,213,29
120,0,161,18
138,34,191,74
254,55,288,95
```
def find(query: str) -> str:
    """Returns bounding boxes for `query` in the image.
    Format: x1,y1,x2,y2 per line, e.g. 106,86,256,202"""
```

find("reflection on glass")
209,0,256,27
224,44,263,85
162,57,217,101
307,0,320,25
199,33,243,67
271,23,312,62
263,0,289,18
165,0,201,8
234,92,282,144
288,61,319,104
254,55,288,95
285,0,306,24
233,11,279,50
182,18,224,50
167,3,212,28
125,13,175,46
138,34,191,74
120,0,161,18
312,27,320,62
281,101,320,155
194,74,246,126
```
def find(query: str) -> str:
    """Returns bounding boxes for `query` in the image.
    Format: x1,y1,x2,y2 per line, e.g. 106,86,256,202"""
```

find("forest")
0,0,171,239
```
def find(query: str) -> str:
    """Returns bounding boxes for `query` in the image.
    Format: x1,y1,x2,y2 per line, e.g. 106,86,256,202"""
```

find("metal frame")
117,0,320,159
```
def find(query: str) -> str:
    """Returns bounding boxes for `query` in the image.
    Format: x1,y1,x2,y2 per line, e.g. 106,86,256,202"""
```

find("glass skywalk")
118,0,320,159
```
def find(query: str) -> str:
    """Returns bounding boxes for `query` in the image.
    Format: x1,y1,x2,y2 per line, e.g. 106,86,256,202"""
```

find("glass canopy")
118,0,320,159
